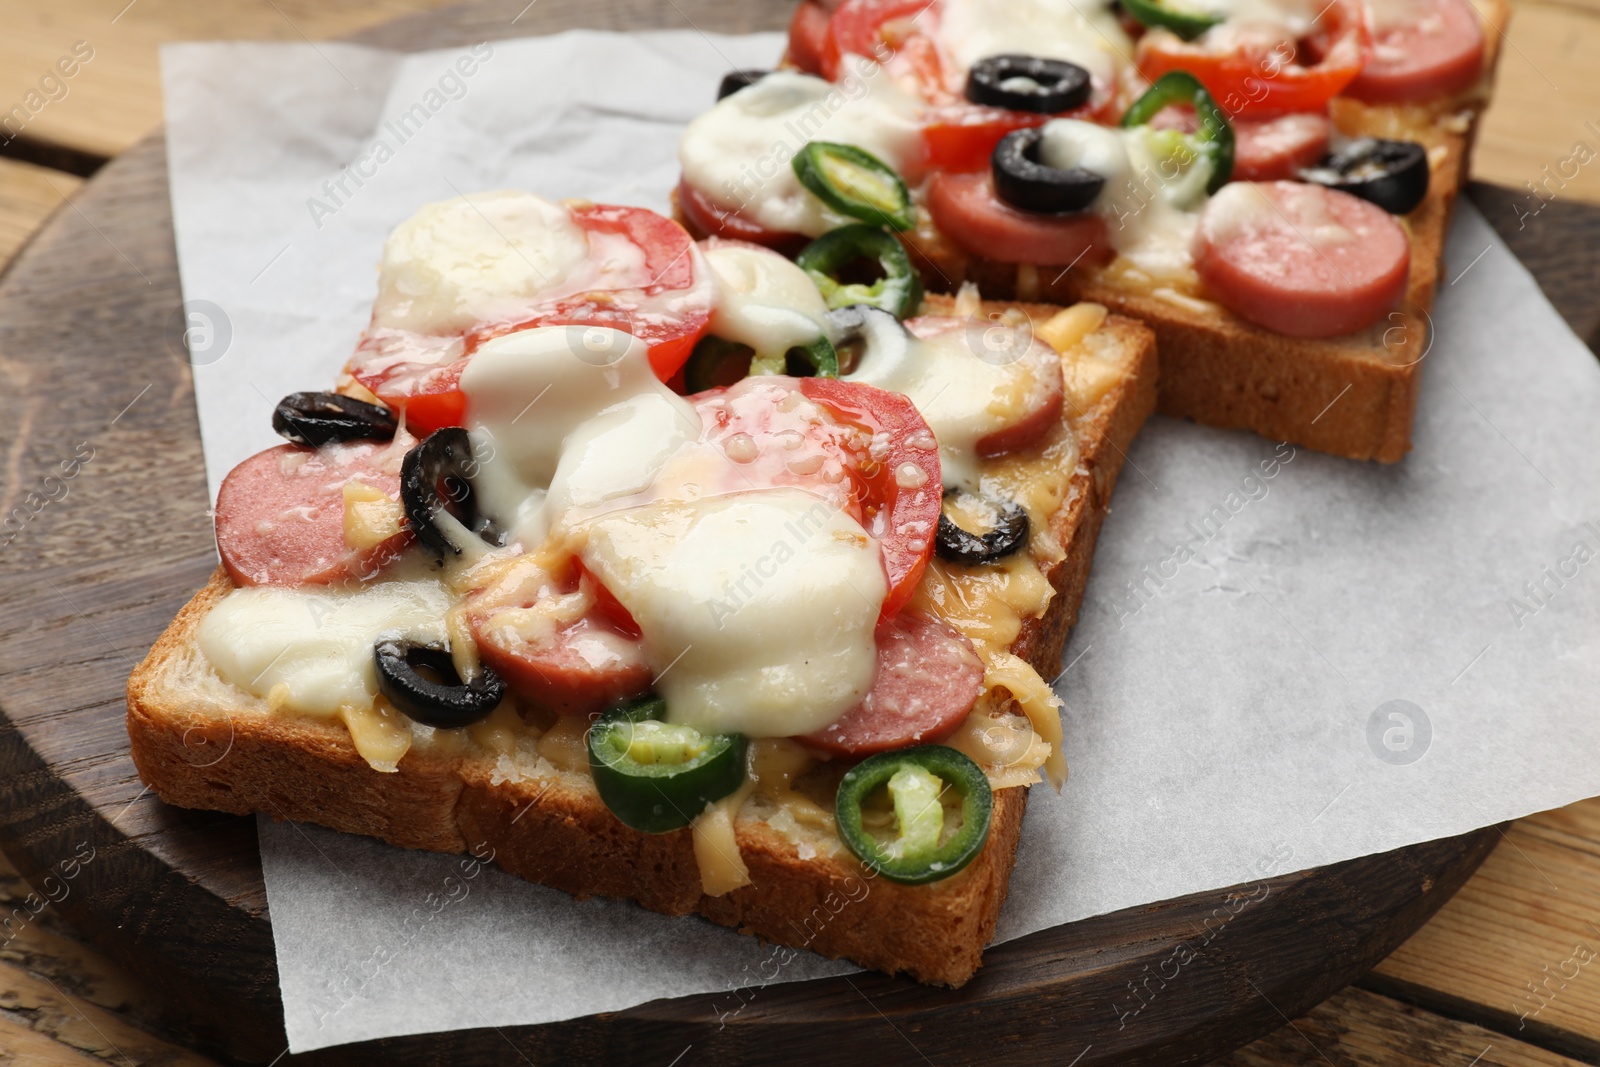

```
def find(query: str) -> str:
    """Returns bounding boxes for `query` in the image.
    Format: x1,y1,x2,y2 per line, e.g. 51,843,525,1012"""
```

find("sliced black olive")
718,69,770,100
992,127,1105,215
272,391,396,447
1298,138,1429,216
966,54,1091,114
400,427,503,560
374,637,505,729
936,490,1030,565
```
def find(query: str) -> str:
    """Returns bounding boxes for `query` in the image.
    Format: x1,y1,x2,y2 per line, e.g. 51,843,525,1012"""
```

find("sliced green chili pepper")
796,224,924,319
834,745,992,885
682,334,838,393
1119,0,1222,41
1121,71,1235,196
793,142,916,232
587,696,748,834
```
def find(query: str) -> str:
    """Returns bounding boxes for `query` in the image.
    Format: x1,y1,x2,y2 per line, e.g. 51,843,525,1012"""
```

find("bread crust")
126,305,1157,987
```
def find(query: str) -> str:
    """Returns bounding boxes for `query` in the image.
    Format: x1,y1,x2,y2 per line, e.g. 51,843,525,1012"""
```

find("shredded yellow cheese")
693,788,753,896
340,699,413,773
341,481,404,551
983,653,1066,790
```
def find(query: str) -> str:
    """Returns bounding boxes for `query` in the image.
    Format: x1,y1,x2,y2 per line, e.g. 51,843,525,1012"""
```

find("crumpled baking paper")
160,30,1600,1052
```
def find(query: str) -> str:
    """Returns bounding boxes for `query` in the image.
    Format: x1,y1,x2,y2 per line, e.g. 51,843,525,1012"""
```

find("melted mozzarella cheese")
843,317,1051,490
936,0,1133,91
1192,0,1316,34
459,326,701,547
703,242,830,358
578,489,886,738
678,68,922,238
198,570,452,719
1201,181,1356,254
1040,119,1207,282
372,191,589,335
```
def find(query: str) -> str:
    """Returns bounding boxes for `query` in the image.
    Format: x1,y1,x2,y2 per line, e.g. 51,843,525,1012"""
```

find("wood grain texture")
0,0,459,162
0,158,80,267
1368,798,1600,1062
1217,987,1592,1067
0,1,1592,1065
1465,183,1600,349
1470,0,1600,206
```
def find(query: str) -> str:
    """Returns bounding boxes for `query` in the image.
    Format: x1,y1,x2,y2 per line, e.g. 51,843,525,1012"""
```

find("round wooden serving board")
2,2,1593,1064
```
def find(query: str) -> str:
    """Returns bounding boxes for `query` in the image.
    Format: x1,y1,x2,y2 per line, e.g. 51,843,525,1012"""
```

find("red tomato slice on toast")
349,203,712,433
1136,0,1371,117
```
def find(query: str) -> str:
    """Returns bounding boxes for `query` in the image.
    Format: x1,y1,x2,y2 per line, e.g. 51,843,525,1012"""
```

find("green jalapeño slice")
588,697,748,834
835,745,993,885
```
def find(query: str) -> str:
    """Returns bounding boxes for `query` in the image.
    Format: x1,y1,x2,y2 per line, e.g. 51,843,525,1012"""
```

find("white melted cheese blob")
372,190,589,335
703,242,830,358
1189,0,1316,35
678,67,922,238
1201,181,1357,254
1039,119,1210,282
459,326,701,547
936,0,1133,92
579,489,886,738
842,313,1048,490
198,569,452,717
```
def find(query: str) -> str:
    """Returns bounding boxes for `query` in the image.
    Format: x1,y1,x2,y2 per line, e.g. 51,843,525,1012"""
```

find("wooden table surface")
0,2,1592,1064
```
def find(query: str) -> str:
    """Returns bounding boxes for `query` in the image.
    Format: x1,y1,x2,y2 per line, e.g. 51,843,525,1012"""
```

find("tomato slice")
1135,0,1371,117
787,0,833,74
797,377,941,619
348,203,712,431
921,93,1120,173
687,376,940,620
823,0,944,87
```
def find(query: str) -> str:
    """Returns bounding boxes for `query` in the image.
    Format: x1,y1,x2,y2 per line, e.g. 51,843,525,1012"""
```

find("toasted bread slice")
894,0,1509,463
127,298,1156,987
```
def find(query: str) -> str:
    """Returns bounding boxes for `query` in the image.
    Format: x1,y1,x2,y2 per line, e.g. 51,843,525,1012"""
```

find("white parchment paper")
160,31,1600,1052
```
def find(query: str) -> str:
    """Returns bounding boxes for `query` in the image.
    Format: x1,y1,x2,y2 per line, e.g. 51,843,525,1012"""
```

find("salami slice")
803,611,985,757
926,170,1113,268
214,437,413,587
1346,0,1485,104
1193,181,1410,339
472,612,653,717
468,557,653,716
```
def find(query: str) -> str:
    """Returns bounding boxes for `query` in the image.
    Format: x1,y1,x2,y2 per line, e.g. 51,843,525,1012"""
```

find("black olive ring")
1298,138,1430,216
272,391,397,447
935,490,1031,566
374,637,505,729
992,127,1106,215
966,54,1092,114
400,427,503,560
717,69,771,100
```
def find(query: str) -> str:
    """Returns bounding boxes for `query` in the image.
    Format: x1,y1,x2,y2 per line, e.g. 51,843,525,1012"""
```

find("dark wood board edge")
0,1,1593,1063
